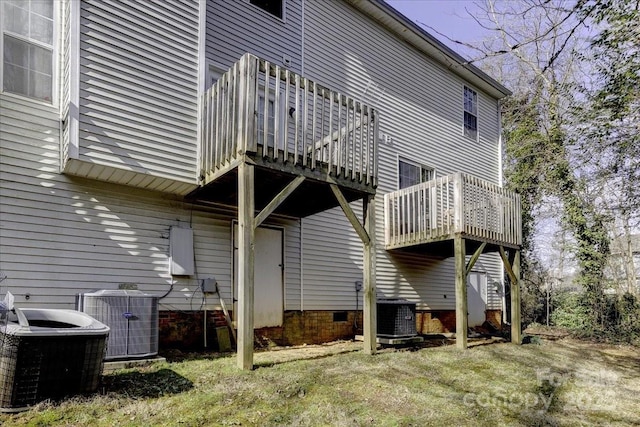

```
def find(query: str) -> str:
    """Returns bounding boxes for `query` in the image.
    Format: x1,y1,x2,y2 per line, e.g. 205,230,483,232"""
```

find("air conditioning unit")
377,298,417,337
77,290,159,360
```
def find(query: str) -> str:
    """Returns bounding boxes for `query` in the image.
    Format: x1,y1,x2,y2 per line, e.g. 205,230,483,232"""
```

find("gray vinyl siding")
301,0,504,310
206,0,302,73
0,93,301,312
75,0,199,183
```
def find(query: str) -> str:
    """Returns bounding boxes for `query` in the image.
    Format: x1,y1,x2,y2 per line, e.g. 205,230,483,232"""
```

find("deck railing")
384,173,521,249
200,53,379,187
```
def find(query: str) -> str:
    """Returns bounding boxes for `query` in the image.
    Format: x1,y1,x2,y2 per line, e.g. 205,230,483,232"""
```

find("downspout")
298,0,305,310
301,0,305,75
300,218,304,311
498,99,507,325
196,0,208,183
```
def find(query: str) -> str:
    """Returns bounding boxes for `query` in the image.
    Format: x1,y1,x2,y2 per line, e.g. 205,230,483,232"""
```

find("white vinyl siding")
71,0,199,185
301,0,504,311
0,92,301,310
206,0,302,74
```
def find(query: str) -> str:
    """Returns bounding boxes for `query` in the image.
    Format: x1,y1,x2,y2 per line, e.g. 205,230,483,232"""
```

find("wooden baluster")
283,70,290,162
337,93,343,175
274,64,281,161
263,61,270,158
215,79,221,169
328,91,334,174
311,81,317,170
225,71,232,164
372,109,379,187
302,77,308,167
362,105,372,185
349,98,355,180
294,74,300,165
357,102,363,183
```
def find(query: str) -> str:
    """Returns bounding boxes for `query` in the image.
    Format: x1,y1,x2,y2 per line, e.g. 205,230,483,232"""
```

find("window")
257,95,277,146
463,86,478,140
398,158,436,233
249,0,283,19
398,159,434,189
1,0,54,102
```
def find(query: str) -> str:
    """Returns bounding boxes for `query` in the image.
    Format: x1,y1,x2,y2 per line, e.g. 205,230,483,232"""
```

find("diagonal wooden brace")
329,184,370,245
465,242,487,276
498,246,517,285
254,175,305,228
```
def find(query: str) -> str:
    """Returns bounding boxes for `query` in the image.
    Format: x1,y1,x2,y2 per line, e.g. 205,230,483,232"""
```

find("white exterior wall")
301,0,504,311
0,0,302,313
0,91,300,309
205,0,302,73
0,0,506,317
66,0,200,191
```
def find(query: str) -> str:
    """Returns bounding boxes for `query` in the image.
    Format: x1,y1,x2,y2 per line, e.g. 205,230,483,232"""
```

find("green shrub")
550,291,590,331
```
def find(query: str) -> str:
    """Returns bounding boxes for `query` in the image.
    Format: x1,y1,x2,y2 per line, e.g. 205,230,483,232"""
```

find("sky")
386,0,490,60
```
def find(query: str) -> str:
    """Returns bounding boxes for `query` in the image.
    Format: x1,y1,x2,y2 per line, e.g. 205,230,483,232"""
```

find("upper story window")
398,158,434,189
463,86,478,140
1,0,55,103
249,0,284,19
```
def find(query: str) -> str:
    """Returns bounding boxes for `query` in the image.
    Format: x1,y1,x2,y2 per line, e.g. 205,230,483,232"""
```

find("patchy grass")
2,338,639,426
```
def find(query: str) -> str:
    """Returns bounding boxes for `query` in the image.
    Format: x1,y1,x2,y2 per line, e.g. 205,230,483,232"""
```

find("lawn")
2,337,639,426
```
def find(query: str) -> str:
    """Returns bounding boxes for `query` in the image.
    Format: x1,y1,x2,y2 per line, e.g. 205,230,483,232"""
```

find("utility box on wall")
169,226,195,276
77,290,159,360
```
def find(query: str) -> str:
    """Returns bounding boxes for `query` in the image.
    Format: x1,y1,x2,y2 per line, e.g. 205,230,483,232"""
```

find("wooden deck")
188,53,380,369
384,173,522,256
189,54,378,217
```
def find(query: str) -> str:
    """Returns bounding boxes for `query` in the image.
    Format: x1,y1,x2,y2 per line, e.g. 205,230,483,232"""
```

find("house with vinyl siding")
0,0,522,369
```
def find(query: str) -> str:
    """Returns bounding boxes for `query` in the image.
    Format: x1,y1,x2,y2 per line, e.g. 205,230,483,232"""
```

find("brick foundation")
255,310,363,346
485,310,503,328
416,310,457,333
415,310,504,333
159,310,228,350
159,308,503,350
159,310,363,350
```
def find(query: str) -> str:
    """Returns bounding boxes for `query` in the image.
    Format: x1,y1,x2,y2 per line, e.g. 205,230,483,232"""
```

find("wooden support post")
237,161,255,370
498,246,522,345
454,234,468,349
510,249,522,344
363,194,377,355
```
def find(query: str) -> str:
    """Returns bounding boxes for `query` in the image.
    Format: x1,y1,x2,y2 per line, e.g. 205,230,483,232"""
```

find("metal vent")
78,290,158,360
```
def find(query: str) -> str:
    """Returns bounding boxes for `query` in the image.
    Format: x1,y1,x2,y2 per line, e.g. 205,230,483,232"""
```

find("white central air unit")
77,290,159,360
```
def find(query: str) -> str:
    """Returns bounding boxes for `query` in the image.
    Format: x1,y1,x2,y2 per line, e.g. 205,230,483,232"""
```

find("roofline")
345,0,512,99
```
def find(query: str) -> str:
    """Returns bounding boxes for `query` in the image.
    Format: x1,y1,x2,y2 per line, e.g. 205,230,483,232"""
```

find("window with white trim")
398,158,434,189
1,0,55,102
463,86,478,140
249,0,284,19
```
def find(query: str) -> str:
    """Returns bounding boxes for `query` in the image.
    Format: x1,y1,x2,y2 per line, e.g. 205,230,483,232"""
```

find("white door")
233,225,284,328
467,271,486,327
